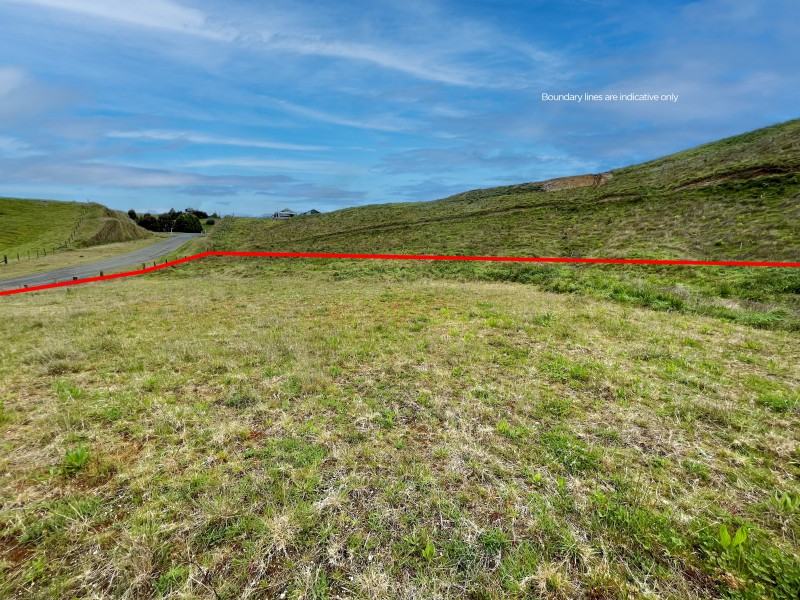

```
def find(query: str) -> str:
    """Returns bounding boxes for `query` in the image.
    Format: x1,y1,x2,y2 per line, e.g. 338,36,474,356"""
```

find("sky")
0,0,798,216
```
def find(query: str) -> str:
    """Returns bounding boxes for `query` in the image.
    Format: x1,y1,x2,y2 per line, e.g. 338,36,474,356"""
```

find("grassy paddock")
180,256,800,332
1,268,798,598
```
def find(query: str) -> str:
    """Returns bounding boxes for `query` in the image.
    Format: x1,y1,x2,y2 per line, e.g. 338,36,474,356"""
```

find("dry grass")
1,265,798,598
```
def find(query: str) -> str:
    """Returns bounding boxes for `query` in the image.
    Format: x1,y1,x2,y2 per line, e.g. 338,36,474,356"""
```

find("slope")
0,198,151,256
212,119,800,330
217,119,800,260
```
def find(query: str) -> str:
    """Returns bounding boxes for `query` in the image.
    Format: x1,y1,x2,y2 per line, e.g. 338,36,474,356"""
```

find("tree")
127,209,137,221
137,213,158,231
172,212,203,233
185,207,209,219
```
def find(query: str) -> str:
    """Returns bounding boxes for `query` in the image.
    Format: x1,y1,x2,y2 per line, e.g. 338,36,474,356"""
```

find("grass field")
0,268,798,598
0,198,150,257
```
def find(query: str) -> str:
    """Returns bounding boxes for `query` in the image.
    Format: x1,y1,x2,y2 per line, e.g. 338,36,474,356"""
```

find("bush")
172,212,203,233
205,218,216,225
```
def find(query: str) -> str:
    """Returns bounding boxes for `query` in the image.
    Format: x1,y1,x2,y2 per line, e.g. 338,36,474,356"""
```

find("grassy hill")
0,198,150,256
213,119,800,330
217,119,800,260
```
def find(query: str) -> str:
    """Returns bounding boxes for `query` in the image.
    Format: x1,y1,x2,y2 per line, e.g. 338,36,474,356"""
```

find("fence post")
17,252,20,261
36,250,39,258
142,263,145,270
73,276,77,281
100,271,104,277
3,255,6,264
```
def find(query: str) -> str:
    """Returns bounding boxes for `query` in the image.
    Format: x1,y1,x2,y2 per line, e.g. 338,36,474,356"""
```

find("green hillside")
0,198,150,256
219,119,800,259
213,119,800,330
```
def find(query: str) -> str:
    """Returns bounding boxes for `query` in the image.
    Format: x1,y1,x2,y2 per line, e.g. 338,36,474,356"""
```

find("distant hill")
217,119,799,261
0,198,150,254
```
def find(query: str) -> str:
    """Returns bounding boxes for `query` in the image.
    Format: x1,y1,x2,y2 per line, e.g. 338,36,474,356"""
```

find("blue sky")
0,0,798,216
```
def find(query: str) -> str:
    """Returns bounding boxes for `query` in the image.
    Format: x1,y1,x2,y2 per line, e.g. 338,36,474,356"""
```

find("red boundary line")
1,250,799,296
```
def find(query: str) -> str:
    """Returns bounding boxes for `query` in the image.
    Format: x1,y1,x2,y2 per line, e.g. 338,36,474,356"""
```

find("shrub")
172,212,203,233
205,218,216,225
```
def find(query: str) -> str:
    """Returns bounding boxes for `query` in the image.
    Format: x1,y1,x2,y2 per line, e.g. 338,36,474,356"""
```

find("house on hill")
299,209,320,216
271,208,297,219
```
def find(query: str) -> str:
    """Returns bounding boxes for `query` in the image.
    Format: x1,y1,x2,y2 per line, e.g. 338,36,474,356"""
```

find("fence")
2,205,92,266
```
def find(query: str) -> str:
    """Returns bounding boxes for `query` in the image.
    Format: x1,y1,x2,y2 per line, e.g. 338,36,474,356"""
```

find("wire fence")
2,205,92,266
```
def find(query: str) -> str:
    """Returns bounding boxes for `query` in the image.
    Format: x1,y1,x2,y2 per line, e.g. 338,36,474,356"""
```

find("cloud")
268,182,367,201
264,35,477,87
5,1,559,89
0,66,79,125
107,129,328,151
177,185,238,197
0,66,27,96
182,157,363,174
0,158,295,188
374,145,598,177
4,0,230,40
0,135,42,157
266,98,418,133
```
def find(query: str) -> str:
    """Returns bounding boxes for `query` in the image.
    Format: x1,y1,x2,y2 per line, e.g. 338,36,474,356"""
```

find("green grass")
0,197,150,257
0,271,798,598
216,119,800,262
211,119,800,331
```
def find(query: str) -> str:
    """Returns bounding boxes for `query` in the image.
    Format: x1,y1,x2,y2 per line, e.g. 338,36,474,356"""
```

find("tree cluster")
127,208,219,233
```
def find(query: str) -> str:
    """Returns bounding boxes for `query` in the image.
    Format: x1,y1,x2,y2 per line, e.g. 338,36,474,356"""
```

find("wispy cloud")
264,35,478,87
0,66,27,96
4,0,230,39
107,129,328,151
4,0,558,89
177,185,238,197
266,98,417,133
182,157,360,174
0,135,41,157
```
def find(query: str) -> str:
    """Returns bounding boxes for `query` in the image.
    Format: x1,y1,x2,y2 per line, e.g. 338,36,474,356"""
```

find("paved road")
0,233,200,290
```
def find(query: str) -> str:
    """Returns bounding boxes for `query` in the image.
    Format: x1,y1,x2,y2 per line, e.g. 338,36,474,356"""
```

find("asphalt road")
0,233,200,290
